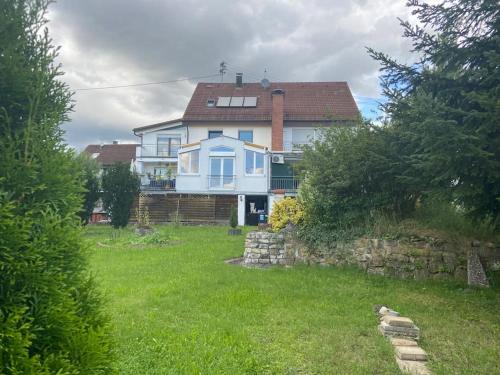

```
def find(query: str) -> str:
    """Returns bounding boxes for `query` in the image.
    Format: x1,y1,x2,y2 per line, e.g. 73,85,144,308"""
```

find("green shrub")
269,197,304,232
229,206,238,228
76,153,101,224
102,162,140,228
0,1,114,373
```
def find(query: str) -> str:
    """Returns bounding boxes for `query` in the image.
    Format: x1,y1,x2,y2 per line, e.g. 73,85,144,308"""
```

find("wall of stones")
243,230,499,283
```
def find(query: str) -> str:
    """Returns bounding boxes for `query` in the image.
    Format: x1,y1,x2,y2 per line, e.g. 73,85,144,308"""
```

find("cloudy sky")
47,0,416,150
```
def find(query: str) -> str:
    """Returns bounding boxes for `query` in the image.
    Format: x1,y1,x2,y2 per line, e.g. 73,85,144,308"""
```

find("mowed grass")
85,225,500,374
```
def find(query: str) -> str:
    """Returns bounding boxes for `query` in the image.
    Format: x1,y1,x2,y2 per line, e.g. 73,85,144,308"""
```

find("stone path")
376,305,431,375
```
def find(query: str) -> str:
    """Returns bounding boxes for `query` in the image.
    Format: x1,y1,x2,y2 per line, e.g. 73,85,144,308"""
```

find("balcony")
208,175,236,190
140,176,176,191
271,176,300,192
283,141,312,152
138,144,179,158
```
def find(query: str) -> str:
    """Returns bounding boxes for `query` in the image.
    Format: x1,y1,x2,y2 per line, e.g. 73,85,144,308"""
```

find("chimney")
271,89,285,151
235,73,243,87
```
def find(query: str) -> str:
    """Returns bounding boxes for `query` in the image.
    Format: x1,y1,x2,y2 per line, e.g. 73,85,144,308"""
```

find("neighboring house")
84,142,139,172
83,142,139,222
133,74,359,225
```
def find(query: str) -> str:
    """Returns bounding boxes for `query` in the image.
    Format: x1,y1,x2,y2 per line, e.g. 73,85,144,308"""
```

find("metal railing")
271,176,300,192
208,175,236,190
139,144,179,158
283,142,312,152
140,177,176,191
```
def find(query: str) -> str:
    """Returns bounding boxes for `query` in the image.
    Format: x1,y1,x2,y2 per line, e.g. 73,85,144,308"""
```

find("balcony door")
209,157,234,189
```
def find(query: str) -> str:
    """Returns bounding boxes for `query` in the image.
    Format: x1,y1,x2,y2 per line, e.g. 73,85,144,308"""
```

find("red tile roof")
83,143,138,166
183,81,359,122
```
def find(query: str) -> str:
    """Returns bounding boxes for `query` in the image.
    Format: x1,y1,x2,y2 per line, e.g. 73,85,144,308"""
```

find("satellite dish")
260,78,270,88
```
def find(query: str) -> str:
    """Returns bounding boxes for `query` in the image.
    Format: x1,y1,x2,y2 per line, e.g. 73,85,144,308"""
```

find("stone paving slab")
379,321,420,340
396,357,431,375
391,338,418,347
383,315,415,328
395,346,428,361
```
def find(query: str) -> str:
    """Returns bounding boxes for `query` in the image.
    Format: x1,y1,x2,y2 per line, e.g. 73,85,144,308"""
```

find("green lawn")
85,225,500,374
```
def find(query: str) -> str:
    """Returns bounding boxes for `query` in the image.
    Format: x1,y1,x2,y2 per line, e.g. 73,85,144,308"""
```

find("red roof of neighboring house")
83,143,138,166
183,81,359,122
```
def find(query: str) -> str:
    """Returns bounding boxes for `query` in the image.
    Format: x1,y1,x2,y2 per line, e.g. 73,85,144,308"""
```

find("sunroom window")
245,150,264,175
179,150,199,174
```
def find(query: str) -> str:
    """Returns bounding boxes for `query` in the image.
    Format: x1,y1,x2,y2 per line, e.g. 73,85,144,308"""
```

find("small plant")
136,205,151,228
269,197,304,232
229,206,238,229
228,206,241,235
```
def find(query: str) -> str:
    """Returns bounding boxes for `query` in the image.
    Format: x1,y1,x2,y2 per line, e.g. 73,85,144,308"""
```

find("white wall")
188,123,272,148
176,136,268,194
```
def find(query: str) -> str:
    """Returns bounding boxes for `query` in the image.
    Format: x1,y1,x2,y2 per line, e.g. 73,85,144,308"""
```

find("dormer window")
206,99,216,107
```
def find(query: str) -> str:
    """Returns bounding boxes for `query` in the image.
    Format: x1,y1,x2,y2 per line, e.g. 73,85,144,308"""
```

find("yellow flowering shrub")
269,197,304,232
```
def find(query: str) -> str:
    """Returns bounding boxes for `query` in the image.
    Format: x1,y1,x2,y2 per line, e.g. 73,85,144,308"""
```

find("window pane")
208,130,223,139
191,150,199,173
245,150,254,174
239,130,253,142
210,158,221,188
223,159,234,187
255,152,264,174
180,153,189,173
170,138,181,156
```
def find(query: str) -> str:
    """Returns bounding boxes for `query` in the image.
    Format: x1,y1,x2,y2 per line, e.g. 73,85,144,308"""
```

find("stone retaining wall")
243,230,499,283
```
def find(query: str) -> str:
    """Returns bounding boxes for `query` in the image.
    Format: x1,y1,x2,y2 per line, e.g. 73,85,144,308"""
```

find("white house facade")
132,75,359,225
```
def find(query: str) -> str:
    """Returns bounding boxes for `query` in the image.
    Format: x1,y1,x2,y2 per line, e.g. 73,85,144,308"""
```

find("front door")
210,157,234,189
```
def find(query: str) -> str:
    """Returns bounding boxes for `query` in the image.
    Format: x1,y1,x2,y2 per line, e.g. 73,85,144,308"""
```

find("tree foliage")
0,0,114,373
101,162,140,228
367,0,500,227
76,153,100,224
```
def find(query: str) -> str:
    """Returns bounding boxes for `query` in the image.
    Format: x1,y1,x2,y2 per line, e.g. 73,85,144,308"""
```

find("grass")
85,225,500,374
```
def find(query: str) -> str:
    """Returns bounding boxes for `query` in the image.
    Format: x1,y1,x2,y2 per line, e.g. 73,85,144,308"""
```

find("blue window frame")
238,130,253,142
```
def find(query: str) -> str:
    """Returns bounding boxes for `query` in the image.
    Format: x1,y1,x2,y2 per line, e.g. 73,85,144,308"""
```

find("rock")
395,346,428,361
395,357,431,375
379,321,420,340
382,316,414,328
391,338,418,347
379,306,400,317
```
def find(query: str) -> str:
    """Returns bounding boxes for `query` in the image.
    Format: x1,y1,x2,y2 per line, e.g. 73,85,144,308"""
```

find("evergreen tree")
0,0,114,373
101,162,140,228
77,153,101,224
368,0,500,227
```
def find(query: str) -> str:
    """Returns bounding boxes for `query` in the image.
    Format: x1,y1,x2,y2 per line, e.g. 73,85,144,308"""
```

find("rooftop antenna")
260,69,270,89
219,61,227,83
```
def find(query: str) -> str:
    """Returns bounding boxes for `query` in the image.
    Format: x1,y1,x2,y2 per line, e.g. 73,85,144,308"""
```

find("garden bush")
0,1,114,373
269,197,304,232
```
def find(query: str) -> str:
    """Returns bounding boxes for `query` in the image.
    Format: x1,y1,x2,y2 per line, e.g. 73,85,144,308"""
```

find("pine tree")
368,0,500,227
0,1,114,373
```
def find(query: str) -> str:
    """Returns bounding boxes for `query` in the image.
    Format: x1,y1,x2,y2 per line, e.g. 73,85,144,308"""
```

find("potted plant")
228,206,241,235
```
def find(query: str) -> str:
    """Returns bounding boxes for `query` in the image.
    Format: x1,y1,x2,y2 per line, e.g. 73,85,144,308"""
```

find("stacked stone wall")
243,230,499,283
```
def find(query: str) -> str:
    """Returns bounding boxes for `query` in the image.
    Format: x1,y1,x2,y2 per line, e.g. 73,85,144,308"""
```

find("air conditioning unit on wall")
271,154,284,164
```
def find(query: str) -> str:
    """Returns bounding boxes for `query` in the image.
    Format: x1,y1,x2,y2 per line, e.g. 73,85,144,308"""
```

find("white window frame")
244,149,265,176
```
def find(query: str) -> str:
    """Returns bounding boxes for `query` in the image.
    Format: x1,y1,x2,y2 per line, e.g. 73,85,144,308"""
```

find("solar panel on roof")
229,97,244,107
216,97,231,107
243,97,257,107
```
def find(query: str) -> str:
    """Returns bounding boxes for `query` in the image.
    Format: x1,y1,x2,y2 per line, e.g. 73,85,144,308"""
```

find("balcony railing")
271,176,300,192
283,142,312,152
208,175,236,190
140,176,176,191
139,144,179,158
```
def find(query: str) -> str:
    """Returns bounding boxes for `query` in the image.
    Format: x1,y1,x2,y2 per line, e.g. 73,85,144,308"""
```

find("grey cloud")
48,0,414,149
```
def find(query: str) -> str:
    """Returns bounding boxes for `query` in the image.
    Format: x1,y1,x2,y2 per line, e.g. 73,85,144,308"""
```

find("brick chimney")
271,89,285,151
